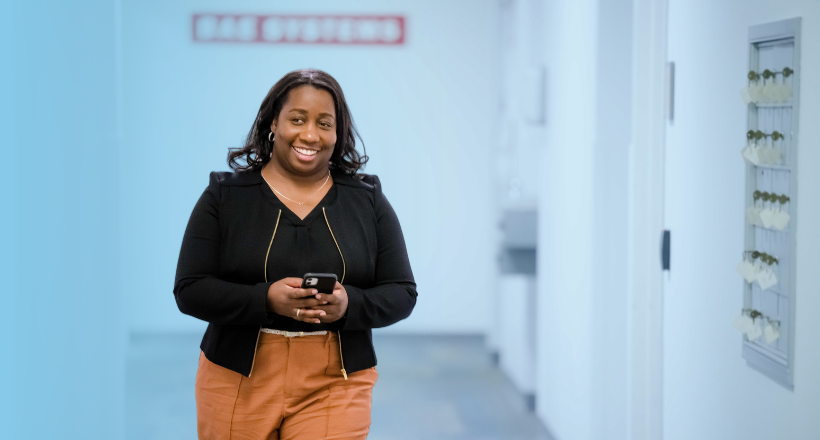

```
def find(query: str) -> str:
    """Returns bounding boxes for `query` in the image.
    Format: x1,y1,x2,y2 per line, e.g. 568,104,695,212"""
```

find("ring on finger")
296,308,301,318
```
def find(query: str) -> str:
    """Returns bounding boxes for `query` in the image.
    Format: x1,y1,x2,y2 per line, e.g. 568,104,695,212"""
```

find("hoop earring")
268,132,274,142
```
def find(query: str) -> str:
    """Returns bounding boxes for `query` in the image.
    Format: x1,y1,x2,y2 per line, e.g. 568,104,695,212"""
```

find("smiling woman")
174,69,417,440
228,69,367,175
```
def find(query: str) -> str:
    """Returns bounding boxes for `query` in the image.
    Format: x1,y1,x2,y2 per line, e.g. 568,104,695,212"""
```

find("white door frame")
628,0,668,438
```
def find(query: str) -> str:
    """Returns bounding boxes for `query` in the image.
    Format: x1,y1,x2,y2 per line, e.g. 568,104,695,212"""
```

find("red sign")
192,14,406,45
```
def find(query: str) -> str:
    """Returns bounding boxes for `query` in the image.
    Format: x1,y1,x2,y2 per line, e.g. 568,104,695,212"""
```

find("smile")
292,146,319,157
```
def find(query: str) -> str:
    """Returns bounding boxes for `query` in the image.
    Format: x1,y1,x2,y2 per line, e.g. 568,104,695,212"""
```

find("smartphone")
301,273,338,295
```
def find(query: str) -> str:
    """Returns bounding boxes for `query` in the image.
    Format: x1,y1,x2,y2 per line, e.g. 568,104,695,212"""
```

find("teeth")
293,146,318,156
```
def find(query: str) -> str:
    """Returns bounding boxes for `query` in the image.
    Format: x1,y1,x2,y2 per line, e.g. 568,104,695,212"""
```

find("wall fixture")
738,17,801,389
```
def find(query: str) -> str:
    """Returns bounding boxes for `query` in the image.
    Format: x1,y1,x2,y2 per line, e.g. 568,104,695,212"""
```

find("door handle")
661,230,671,271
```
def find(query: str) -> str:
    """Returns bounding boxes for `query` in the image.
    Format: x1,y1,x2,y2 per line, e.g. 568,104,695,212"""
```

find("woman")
174,69,417,440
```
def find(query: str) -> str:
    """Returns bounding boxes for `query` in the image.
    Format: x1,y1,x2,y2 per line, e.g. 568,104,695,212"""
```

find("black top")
261,183,343,332
173,169,417,377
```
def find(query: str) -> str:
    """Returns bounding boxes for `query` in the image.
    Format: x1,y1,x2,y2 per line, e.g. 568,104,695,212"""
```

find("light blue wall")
0,2,12,433
1,1,124,438
120,0,500,334
0,3,12,435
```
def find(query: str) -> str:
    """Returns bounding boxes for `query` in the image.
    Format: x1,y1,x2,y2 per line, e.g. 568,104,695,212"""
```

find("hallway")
126,334,553,440
6,1,820,439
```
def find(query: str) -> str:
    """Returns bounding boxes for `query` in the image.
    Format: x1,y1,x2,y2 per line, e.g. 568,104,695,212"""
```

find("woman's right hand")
266,277,327,324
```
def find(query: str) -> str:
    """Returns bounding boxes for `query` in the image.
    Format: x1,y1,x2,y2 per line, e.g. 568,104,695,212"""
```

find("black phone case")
301,273,338,294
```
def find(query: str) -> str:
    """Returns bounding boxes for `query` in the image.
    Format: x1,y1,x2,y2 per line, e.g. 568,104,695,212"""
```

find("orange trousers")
195,331,378,440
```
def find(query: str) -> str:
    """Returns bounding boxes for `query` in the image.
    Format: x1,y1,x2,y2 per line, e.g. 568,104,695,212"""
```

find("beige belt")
260,328,328,337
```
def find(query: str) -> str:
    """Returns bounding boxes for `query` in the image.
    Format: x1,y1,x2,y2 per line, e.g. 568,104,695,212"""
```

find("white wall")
488,0,546,384
496,0,547,210
534,0,632,439
591,0,633,437
536,0,597,436
663,1,820,439
121,0,499,334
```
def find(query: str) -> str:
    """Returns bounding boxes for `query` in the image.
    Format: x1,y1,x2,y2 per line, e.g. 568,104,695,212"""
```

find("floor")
126,333,553,440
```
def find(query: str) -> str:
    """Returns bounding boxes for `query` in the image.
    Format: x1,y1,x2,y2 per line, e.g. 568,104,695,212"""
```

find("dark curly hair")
228,69,368,174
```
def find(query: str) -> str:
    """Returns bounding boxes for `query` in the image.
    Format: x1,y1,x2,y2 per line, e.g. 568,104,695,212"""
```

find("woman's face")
270,85,337,177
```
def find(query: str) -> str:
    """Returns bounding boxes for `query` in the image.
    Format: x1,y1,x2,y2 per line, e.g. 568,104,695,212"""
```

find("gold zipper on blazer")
251,209,282,377
323,207,348,380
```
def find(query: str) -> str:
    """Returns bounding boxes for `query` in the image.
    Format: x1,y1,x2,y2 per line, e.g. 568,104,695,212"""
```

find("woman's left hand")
313,282,348,323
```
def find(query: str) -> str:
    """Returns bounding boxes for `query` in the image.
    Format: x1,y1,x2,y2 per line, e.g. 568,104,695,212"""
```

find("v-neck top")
174,169,418,376
261,183,345,331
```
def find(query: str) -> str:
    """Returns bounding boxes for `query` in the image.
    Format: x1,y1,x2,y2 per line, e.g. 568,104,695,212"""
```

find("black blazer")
173,169,417,377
